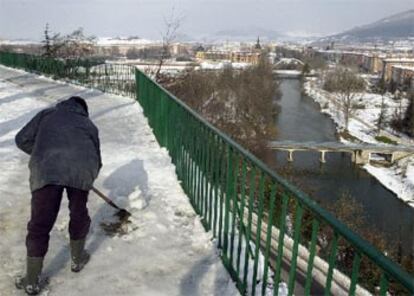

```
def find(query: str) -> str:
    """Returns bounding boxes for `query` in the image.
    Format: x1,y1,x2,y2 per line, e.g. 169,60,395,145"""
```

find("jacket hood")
56,97,89,117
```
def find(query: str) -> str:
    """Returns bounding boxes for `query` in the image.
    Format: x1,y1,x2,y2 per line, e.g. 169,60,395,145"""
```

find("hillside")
321,9,414,42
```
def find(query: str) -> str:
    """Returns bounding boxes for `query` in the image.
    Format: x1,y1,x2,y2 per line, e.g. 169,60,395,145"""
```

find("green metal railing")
1,51,413,295
135,70,414,296
0,52,135,97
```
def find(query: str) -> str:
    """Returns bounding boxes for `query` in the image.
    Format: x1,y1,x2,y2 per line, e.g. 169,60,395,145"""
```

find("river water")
268,79,414,257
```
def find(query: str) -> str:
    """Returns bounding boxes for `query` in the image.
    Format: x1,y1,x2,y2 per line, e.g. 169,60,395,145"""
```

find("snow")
0,39,39,45
97,37,158,46
276,58,302,64
384,58,414,63
199,61,228,70
0,65,240,295
274,70,302,76
392,65,414,71
231,62,252,69
364,162,414,204
197,61,251,70
304,78,414,206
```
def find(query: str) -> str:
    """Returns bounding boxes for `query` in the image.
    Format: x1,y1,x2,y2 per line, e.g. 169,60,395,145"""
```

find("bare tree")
0,44,12,53
404,91,414,137
376,95,387,135
42,23,53,56
376,81,387,135
58,27,96,58
323,67,366,130
163,57,280,159
155,8,184,82
42,26,96,59
390,91,405,133
41,23,64,57
109,46,121,58
393,91,414,137
126,47,140,60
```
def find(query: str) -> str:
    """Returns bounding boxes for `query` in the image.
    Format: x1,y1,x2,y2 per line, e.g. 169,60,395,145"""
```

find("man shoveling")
14,96,102,295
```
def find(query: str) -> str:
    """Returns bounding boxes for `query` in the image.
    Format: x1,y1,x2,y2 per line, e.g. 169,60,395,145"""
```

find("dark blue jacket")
15,97,102,192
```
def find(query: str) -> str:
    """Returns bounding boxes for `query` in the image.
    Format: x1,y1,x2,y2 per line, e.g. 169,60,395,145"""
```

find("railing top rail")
136,68,414,292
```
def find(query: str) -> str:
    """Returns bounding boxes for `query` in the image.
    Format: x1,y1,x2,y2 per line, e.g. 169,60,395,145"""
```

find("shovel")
91,186,132,219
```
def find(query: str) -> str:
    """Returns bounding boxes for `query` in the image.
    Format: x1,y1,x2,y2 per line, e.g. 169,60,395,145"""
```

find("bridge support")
352,150,371,165
320,150,327,163
390,151,414,163
287,150,294,162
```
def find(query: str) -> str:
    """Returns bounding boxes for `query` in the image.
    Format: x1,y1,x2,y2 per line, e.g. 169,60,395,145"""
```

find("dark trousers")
26,185,91,257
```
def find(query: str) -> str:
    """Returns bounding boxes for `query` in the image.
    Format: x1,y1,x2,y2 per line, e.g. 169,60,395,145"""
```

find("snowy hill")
320,9,414,42
0,66,238,295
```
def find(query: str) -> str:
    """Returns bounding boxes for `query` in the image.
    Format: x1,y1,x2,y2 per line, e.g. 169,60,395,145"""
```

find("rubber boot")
70,239,90,272
15,257,43,295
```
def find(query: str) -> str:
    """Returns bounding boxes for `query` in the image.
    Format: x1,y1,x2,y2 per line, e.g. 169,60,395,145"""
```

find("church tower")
255,36,261,50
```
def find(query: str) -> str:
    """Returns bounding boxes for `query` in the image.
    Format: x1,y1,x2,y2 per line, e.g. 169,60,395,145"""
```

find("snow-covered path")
0,66,238,296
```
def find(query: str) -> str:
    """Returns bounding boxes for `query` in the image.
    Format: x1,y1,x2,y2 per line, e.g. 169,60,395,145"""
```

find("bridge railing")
135,70,413,296
0,51,135,97
0,51,412,296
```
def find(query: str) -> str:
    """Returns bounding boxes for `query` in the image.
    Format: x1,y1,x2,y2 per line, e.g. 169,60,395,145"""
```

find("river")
268,79,414,257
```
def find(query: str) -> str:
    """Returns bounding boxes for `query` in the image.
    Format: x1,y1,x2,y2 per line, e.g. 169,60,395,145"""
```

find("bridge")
272,58,314,78
274,58,305,67
269,140,414,164
1,52,413,296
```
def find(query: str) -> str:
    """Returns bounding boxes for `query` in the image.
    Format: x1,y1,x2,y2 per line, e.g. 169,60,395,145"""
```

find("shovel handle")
91,186,122,210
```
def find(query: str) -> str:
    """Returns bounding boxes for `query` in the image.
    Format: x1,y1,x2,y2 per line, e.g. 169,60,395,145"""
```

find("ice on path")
0,66,239,296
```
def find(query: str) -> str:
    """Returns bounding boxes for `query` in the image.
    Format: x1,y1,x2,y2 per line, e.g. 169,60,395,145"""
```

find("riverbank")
304,78,414,207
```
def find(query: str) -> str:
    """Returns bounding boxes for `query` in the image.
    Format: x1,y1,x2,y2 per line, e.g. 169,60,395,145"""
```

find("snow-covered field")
197,61,251,70
97,37,159,46
304,78,414,206
0,65,239,295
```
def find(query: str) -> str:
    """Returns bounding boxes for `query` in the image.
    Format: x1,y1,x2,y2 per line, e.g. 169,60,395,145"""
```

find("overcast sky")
0,0,413,40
